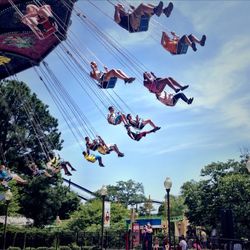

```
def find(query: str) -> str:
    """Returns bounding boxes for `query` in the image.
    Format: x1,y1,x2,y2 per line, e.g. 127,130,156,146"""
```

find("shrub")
59,247,71,250
37,247,49,250
71,246,81,250
7,247,21,250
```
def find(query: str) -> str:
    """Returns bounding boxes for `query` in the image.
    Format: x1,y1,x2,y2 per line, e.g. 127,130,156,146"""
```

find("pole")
3,200,10,250
167,189,171,249
101,195,105,250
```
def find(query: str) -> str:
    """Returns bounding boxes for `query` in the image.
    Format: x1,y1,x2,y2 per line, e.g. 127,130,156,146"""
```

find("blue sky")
17,1,250,202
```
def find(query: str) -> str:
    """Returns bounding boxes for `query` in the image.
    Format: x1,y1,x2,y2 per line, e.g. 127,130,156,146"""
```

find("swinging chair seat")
176,43,189,55
129,15,150,33
144,79,165,94
99,77,117,89
22,14,58,40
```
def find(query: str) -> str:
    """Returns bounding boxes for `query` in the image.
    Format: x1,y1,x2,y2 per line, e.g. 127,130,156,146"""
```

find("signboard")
132,222,140,247
104,201,111,228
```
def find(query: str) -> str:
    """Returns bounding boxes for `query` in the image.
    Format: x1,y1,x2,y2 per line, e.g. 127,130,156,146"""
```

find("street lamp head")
100,185,107,196
5,189,13,201
164,177,172,191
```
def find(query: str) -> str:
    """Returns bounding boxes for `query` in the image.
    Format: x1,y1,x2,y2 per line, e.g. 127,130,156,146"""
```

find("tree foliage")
157,195,186,218
0,183,21,215
19,177,80,227
105,179,146,208
181,159,250,238
0,80,80,226
66,199,129,232
0,80,62,170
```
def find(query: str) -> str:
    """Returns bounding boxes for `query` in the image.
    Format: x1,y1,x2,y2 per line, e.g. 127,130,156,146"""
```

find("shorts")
176,35,191,54
119,15,133,32
114,115,122,125
133,131,147,141
4,176,13,182
99,73,106,83
138,122,145,130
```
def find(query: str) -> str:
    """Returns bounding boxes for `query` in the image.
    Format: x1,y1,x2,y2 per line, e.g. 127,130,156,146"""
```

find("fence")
0,230,249,249
0,230,126,249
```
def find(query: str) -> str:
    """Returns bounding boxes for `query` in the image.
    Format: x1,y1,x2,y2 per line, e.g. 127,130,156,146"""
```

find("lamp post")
100,185,107,250
3,189,13,250
164,177,172,249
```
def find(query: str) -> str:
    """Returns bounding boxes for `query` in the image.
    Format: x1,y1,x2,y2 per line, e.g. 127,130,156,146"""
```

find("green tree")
158,195,186,217
67,199,129,232
0,80,80,226
19,177,80,227
181,159,250,238
105,179,146,207
142,196,154,216
0,80,62,169
0,184,21,215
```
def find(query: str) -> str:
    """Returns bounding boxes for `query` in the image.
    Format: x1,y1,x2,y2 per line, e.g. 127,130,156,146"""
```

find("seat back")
129,15,149,33
178,43,189,54
138,15,150,32
22,14,57,40
101,77,117,89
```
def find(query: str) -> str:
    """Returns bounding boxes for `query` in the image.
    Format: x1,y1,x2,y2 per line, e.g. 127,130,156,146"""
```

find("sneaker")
129,5,135,10
152,126,161,132
191,42,197,52
127,77,136,83
200,35,206,46
71,168,76,171
188,98,194,104
175,88,181,93
65,172,72,176
118,153,124,157
153,1,163,17
181,85,189,91
124,78,129,84
99,163,105,167
163,2,174,18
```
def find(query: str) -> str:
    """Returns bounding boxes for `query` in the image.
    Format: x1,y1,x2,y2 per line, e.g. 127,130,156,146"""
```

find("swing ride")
0,0,76,80
0,0,209,185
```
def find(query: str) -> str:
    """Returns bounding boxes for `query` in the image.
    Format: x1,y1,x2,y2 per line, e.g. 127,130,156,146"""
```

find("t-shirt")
107,112,121,125
162,37,178,54
97,145,109,155
179,239,187,250
157,92,174,106
0,170,8,179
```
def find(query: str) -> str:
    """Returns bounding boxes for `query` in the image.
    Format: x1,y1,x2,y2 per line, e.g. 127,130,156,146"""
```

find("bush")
37,247,49,250
7,247,21,250
59,247,71,250
71,246,81,250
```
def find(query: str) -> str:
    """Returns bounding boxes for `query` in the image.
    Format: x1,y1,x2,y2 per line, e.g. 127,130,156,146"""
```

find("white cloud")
185,36,250,130
156,140,227,155
178,1,240,33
